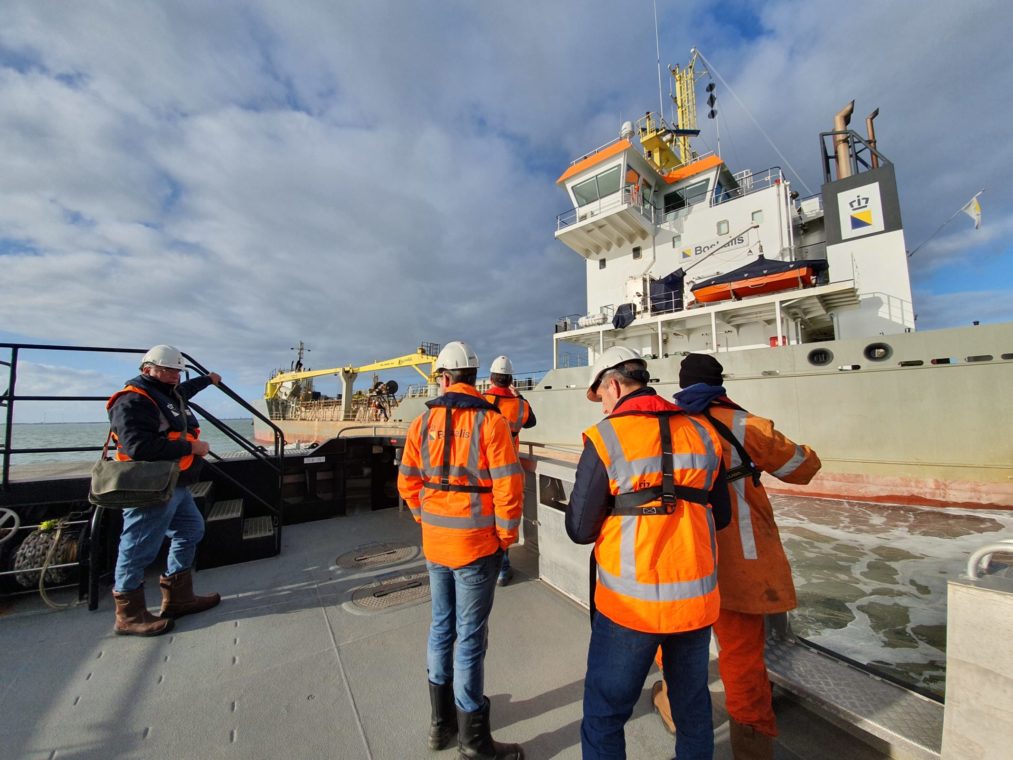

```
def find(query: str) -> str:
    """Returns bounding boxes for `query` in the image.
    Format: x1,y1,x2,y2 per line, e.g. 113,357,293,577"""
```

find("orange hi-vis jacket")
707,400,821,614
106,385,201,471
482,386,532,452
583,395,725,634
398,383,524,568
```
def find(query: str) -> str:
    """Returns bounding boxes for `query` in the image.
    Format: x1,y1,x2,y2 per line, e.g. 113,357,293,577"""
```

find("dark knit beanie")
679,354,724,388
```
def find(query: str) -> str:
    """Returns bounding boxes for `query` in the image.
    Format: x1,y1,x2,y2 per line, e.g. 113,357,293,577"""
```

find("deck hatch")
350,571,430,610
336,542,418,570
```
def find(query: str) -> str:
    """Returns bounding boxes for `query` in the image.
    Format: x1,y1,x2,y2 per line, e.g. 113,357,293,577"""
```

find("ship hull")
256,323,1012,508
533,323,1012,508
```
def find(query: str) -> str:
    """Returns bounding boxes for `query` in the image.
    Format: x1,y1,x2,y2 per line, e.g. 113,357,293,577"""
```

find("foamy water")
775,495,1013,697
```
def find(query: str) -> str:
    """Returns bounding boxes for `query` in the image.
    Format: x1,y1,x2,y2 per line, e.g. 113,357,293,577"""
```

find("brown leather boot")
159,568,221,619
651,679,676,734
113,588,174,636
729,719,774,760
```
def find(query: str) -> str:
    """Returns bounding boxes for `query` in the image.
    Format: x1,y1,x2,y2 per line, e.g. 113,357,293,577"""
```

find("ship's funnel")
866,108,880,169
834,100,855,179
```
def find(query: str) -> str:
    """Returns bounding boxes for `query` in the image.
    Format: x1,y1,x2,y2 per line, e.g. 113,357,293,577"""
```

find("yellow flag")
961,193,982,230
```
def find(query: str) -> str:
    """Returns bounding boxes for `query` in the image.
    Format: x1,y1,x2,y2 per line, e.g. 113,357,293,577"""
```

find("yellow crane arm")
353,351,437,380
264,348,438,400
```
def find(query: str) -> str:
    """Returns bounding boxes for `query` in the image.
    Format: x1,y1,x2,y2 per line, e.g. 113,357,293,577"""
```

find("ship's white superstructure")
519,68,1013,509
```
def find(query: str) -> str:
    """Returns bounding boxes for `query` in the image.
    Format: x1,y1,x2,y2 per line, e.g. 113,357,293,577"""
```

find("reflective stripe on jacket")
397,383,523,568
483,388,532,451
106,385,201,471
708,403,821,614
583,396,724,634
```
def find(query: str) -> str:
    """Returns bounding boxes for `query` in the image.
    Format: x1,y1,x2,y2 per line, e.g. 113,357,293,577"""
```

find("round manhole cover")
351,572,430,611
336,542,418,570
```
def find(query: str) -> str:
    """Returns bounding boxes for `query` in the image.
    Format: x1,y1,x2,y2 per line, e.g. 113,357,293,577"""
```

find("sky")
2,0,1012,423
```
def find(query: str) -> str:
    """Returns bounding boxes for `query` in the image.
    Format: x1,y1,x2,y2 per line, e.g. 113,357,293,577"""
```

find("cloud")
3,361,119,423
914,290,1013,331
1,0,1011,415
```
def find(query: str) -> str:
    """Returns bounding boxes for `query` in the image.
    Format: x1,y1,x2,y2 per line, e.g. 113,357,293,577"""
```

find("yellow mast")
672,49,702,165
637,50,706,173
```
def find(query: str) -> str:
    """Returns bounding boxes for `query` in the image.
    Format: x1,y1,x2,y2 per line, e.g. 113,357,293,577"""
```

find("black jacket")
108,373,214,483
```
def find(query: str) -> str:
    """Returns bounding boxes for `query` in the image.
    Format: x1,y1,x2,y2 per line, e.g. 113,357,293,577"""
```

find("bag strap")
703,409,761,485
100,428,114,460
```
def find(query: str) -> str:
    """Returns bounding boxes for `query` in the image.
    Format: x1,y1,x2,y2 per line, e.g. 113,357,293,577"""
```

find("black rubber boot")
457,697,524,760
428,680,458,750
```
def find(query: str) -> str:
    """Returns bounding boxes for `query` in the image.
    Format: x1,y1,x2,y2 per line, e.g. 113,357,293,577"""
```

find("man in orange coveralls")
651,353,821,759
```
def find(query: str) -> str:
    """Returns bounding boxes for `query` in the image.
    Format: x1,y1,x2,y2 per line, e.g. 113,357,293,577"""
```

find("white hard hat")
490,355,514,375
140,344,186,371
587,346,647,401
434,341,480,372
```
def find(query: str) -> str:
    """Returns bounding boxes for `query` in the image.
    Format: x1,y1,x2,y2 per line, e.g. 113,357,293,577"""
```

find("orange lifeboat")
690,255,828,304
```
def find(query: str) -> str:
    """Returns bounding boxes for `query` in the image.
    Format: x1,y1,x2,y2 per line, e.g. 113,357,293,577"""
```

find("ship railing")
563,135,626,168
556,187,656,231
712,166,785,208
555,306,616,334
557,352,589,369
401,384,434,400
795,192,824,219
474,376,541,394
819,129,892,183
0,342,288,608
966,538,1013,579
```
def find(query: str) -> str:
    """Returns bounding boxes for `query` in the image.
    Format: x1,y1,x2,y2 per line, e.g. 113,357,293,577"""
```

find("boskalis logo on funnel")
849,193,872,230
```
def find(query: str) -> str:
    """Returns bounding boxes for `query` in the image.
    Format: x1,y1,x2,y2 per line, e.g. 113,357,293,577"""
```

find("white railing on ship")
966,538,1013,579
710,166,785,208
557,187,657,231
564,136,625,168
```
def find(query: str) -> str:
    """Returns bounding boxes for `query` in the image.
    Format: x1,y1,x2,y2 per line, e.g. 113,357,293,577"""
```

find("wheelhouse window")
598,258,607,269
663,179,710,215
573,166,622,206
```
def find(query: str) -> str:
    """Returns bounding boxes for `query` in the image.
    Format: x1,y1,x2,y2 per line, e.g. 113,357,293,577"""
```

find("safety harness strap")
421,408,493,494
704,409,761,485
611,413,710,514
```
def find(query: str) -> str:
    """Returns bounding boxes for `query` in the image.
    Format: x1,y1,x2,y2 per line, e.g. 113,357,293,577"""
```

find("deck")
0,505,897,760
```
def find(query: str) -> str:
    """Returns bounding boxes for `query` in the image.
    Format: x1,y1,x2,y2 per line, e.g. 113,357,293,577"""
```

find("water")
1,419,255,466
775,494,1013,698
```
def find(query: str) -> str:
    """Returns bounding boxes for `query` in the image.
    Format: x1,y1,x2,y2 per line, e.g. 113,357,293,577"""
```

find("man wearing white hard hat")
482,354,536,586
397,341,525,759
105,345,222,637
565,346,730,760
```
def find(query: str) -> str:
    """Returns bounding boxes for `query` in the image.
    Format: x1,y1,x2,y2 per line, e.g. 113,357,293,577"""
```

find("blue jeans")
114,486,205,592
426,550,501,713
582,612,713,760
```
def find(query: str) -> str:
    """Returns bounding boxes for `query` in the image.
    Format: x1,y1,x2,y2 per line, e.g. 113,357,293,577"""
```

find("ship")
256,51,1013,510
5,46,1013,760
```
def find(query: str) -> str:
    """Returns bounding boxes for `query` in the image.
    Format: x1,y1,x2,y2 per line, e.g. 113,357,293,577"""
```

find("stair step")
207,498,243,522
243,516,275,540
190,481,214,500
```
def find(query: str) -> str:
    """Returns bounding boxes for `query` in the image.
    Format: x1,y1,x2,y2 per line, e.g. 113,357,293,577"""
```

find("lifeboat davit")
690,255,828,304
